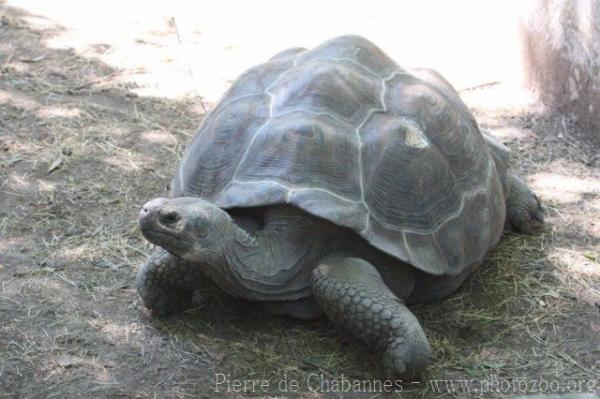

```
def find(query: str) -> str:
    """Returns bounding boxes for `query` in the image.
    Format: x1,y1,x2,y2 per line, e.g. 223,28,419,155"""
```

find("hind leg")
136,247,210,316
505,173,544,234
311,255,430,380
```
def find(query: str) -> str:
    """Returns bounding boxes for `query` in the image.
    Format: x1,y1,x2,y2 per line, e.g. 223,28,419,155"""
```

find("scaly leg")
311,255,430,380
136,247,210,316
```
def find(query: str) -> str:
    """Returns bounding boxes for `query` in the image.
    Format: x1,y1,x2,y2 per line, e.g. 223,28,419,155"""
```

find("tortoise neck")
226,220,260,248
187,217,266,299
204,206,342,301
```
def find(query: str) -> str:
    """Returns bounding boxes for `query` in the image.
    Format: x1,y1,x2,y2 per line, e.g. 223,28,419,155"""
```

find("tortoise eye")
159,209,180,224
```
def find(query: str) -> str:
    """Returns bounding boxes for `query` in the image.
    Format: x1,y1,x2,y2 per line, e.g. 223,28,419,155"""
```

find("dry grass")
0,4,598,398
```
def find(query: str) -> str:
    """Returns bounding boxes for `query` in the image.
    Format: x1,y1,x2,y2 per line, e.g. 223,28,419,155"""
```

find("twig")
68,70,124,92
19,54,46,63
0,52,14,74
459,81,501,93
171,16,208,114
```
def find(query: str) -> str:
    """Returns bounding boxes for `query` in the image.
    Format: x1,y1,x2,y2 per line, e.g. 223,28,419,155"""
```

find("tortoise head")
139,197,232,262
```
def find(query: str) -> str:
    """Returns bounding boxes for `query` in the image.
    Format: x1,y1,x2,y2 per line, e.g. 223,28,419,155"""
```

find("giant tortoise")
136,35,544,379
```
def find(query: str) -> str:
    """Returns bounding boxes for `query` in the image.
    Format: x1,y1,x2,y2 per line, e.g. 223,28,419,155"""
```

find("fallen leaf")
47,154,63,174
482,360,505,369
20,54,46,63
465,366,483,377
7,155,22,166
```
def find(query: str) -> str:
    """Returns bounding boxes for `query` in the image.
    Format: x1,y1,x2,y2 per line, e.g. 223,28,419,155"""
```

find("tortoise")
136,35,544,379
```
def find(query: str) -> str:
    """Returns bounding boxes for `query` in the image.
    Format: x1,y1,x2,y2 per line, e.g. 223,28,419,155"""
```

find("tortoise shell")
171,35,507,276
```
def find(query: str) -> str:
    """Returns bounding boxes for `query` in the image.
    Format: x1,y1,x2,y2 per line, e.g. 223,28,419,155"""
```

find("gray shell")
172,35,507,276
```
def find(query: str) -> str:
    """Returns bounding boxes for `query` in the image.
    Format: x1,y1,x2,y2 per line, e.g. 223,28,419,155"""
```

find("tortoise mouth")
140,227,194,256
142,228,180,242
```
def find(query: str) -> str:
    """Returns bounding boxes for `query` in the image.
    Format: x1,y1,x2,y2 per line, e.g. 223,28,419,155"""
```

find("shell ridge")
228,179,363,205
367,156,493,235
325,56,380,77
384,70,406,81
358,75,390,233
222,53,303,193
218,93,264,110
272,108,355,129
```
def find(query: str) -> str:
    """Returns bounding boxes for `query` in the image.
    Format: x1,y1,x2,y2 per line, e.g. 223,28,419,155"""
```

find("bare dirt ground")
1,4,599,398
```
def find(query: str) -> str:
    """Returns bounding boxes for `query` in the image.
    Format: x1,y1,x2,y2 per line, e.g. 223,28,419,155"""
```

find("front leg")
136,247,210,316
311,255,430,380
505,173,544,234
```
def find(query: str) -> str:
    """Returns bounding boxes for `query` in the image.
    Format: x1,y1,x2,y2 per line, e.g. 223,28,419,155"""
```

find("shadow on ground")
0,4,598,398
